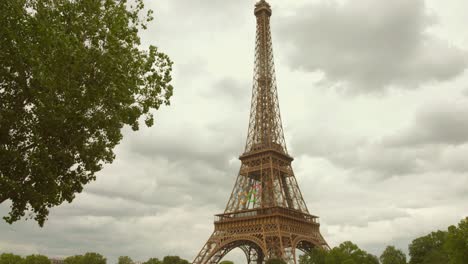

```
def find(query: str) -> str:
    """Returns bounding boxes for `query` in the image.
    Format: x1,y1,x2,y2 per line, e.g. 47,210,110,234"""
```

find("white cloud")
276,0,468,93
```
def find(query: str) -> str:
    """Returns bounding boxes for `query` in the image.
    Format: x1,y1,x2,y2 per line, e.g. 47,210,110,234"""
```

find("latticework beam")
192,1,329,263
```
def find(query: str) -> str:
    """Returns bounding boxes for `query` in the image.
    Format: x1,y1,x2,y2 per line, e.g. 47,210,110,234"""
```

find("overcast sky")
1,0,468,263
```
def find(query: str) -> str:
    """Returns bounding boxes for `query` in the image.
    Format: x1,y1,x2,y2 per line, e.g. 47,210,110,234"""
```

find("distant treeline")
300,217,467,264
1,218,466,264
0,254,190,264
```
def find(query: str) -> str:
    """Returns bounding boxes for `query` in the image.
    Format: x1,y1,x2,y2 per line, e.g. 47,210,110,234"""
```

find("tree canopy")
23,255,51,264
161,256,189,264
143,258,162,264
379,246,407,264
407,219,468,264
118,256,134,264
300,241,378,264
445,218,468,264
64,253,106,264
408,230,448,264
63,255,82,264
0,0,173,226
0,253,24,264
0,253,52,264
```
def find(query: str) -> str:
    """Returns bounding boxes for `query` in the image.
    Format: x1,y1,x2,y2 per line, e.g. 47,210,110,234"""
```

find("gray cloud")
463,88,468,97
276,0,468,93
438,144,468,172
384,101,468,147
85,149,236,211
294,155,468,252
202,78,250,102
292,100,468,176
0,203,219,263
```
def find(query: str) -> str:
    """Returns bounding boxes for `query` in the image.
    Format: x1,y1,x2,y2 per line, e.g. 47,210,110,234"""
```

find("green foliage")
0,0,173,226
63,253,105,264
445,218,468,264
380,246,407,264
299,248,327,264
265,258,287,264
299,242,378,264
161,256,189,264
143,258,162,264
63,255,83,264
0,253,24,264
330,241,379,264
118,256,134,264
23,255,51,264
219,261,234,264
408,230,448,264
81,253,106,264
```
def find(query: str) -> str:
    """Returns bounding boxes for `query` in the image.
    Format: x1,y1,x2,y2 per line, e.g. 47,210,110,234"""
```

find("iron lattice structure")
192,1,329,264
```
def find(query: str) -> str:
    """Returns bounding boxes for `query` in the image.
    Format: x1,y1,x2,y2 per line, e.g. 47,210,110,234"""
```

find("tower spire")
226,0,307,214
245,0,287,154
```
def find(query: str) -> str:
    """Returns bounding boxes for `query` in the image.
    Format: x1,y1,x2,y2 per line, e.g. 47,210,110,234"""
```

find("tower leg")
192,233,219,264
240,245,264,264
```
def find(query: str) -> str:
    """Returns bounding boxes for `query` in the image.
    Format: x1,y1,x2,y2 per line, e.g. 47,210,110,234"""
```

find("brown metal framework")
192,1,329,263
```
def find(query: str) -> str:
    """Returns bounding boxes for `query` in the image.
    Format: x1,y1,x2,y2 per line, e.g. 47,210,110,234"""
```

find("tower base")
192,207,329,264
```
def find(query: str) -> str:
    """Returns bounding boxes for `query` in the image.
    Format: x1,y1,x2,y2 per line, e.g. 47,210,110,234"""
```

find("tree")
332,241,378,264
445,218,468,264
0,253,24,264
380,246,407,264
23,255,51,264
408,230,448,264
299,242,378,264
265,259,286,264
299,248,327,264
81,253,106,264
118,256,134,264
364,254,380,264
63,255,83,264
162,256,189,264
0,0,173,226
143,258,162,264
64,253,105,264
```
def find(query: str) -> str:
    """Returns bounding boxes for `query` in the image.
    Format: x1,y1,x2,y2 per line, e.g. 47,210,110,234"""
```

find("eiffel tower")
192,1,329,263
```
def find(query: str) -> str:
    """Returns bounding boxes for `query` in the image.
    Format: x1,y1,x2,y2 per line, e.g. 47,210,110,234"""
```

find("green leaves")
408,219,468,264
0,253,24,264
408,230,448,264
380,246,407,264
64,253,106,264
23,255,52,264
0,0,173,226
0,254,52,264
143,258,162,264
445,218,468,264
299,242,379,264
118,256,134,264
141,256,189,264
160,256,189,264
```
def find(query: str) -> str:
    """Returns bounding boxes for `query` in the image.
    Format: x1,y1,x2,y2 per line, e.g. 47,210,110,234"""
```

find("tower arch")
204,237,266,264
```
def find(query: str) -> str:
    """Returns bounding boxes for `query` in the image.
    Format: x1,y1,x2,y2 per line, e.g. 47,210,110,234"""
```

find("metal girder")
192,1,329,264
